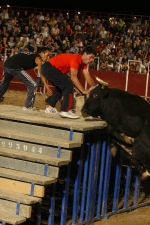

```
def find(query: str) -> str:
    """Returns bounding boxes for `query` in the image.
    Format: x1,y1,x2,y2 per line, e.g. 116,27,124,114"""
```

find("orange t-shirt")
49,53,87,74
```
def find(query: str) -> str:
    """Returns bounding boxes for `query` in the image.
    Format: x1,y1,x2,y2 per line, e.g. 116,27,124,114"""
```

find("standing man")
41,45,96,119
0,47,50,110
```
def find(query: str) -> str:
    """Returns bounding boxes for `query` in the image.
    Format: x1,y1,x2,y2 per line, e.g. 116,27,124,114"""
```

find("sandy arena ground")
1,89,150,225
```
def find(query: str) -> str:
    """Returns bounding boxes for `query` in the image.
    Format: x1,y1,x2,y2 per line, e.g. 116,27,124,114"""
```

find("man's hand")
46,86,53,96
82,89,90,95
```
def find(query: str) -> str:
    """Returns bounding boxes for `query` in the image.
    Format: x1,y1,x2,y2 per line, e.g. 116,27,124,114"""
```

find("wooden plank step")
0,210,26,224
0,177,44,197
0,128,82,148
0,199,31,218
0,105,107,131
0,167,57,185
0,137,72,160
0,120,83,143
0,188,41,204
0,156,59,178
0,147,70,166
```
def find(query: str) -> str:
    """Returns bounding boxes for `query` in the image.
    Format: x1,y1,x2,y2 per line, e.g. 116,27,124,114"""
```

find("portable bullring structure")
0,105,150,225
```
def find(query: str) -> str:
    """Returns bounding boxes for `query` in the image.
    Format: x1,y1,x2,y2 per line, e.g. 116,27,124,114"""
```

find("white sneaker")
60,110,79,119
45,107,58,114
23,107,37,111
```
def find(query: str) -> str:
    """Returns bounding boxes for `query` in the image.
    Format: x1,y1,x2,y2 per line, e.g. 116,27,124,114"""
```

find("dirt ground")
1,89,150,225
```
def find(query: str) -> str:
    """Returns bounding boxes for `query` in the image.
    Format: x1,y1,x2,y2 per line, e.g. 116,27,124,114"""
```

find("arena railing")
0,5,150,22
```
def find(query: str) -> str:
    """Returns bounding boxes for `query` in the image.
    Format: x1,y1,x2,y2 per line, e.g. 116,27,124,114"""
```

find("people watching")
0,8,150,74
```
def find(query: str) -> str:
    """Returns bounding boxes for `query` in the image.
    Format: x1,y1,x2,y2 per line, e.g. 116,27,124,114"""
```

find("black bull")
81,84,150,176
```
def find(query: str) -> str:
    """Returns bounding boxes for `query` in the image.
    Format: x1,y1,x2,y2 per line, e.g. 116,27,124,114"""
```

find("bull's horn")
95,76,109,87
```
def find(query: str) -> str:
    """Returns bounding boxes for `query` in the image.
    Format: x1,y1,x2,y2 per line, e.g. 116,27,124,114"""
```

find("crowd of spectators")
0,7,150,74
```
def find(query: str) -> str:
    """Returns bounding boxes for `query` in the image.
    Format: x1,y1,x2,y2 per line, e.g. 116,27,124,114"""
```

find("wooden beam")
0,167,57,185
0,156,59,178
0,120,84,143
0,105,106,131
0,199,31,218
0,210,26,224
0,137,72,160
0,177,45,197
0,188,41,204
0,128,82,148
0,147,70,166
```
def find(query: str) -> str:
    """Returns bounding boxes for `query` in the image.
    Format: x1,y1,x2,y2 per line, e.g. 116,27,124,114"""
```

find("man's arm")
35,57,52,95
70,68,90,94
82,69,95,87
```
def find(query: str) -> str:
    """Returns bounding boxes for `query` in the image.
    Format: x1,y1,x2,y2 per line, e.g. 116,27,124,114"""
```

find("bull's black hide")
82,84,150,174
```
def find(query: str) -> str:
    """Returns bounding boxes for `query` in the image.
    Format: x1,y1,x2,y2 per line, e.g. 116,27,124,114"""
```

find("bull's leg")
106,125,134,146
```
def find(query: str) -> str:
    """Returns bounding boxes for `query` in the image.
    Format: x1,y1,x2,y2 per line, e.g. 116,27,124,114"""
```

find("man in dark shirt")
0,47,50,110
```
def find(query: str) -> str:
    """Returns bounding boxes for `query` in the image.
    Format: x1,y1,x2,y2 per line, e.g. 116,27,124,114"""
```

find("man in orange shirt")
41,45,96,119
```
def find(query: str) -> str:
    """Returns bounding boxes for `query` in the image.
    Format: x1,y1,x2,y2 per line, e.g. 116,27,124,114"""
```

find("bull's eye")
93,93,99,99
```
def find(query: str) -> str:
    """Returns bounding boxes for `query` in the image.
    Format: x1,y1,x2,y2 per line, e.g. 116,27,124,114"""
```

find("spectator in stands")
57,13,64,25
101,45,111,56
117,18,125,30
65,14,72,24
0,8,9,21
70,42,79,53
126,48,135,60
96,40,106,56
21,25,32,38
134,25,142,36
21,10,29,26
142,20,149,31
36,12,44,22
51,23,60,37
99,26,107,40
44,13,50,23
132,42,138,54
49,16,57,28
85,16,93,26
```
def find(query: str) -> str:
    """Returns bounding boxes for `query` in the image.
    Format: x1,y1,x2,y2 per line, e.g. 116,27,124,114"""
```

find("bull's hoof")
120,133,134,145
0,96,4,102
110,144,118,157
140,170,150,181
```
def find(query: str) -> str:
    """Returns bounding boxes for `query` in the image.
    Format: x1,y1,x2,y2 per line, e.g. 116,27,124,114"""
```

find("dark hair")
81,45,96,56
37,47,50,53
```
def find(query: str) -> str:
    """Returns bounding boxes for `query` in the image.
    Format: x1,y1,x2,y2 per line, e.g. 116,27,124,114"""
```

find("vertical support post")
16,202,20,215
30,183,35,196
85,136,101,224
69,128,73,141
101,144,112,219
79,141,90,222
57,146,61,158
72,132,86,224
96,140,107,219
48,184,56,225
44,164,48,176
34,202,42,225
123,165,132,209
112,153,123,212
83,130,100,223
60,163,71,225
133,174,140,206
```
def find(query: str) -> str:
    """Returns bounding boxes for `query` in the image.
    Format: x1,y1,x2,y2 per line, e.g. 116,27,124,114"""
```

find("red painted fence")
1,60,150,102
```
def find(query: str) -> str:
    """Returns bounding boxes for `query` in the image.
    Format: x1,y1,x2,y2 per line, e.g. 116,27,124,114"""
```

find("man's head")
81,45,96,65
38,47,50,62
